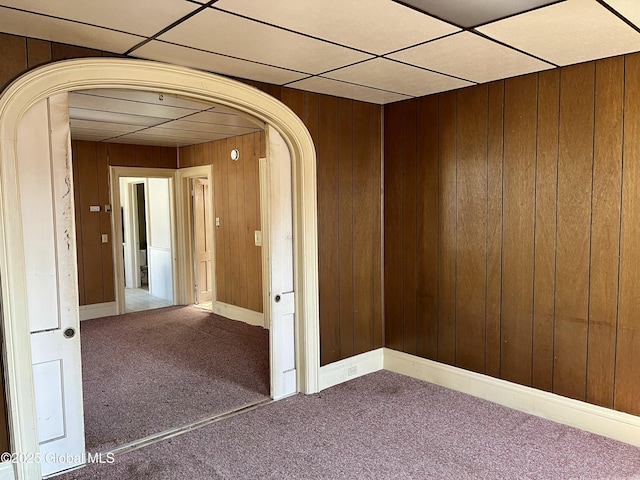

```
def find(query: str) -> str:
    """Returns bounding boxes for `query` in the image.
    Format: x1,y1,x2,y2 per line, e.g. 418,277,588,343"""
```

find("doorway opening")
0,58,319,480
120,177,174,312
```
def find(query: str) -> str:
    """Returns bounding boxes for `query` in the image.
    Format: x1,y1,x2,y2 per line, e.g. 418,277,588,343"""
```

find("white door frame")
176,165,215,307
111,167,179,313
0,59,319,480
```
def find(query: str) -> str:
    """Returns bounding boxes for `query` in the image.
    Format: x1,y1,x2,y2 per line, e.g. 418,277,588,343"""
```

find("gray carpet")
81,306,270,452
61,370,640,479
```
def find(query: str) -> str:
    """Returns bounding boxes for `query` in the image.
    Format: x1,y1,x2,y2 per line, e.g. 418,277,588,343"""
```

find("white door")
147,177,174,302
266,126,296,399
17,95,85,477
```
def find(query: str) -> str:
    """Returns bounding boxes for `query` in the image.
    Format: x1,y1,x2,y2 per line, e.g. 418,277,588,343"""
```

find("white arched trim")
0,59,319,477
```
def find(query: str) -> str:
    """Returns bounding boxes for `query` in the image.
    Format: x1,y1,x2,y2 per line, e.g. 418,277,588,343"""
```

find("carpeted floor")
81,306,270,452
61,370,640,480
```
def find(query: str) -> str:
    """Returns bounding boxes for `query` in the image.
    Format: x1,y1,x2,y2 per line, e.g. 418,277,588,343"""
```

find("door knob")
274,295,281,303
63,327,76,339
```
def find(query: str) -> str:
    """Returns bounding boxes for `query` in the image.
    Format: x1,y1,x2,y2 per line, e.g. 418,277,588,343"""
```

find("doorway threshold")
101,397,273,458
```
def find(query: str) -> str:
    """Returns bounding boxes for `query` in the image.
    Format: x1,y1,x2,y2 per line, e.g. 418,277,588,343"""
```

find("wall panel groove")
384,51,640,416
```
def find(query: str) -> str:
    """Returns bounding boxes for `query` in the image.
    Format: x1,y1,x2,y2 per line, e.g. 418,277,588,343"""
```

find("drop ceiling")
69,89,263,147
0,0,639,105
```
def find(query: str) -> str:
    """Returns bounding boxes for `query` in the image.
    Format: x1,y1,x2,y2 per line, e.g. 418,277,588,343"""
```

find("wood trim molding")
78,302,118,321
0,462,14,480
213,302,265,328
384,348,640,448
0,58,319,480
318,348,384,391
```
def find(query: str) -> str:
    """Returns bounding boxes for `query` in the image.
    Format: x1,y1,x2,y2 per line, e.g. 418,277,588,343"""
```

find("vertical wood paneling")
437,92,457,365
353,102,375,355
243,133,261,312
455,85,488,373
554,63,595,401
416,95,439,360
26,38,51,68
372,106,383,350
72,141,86,306
213,140,226,302
318,95,340,363
76,141,104,305
532,69,559,392
616,53,640,416
135,145,154,168
486,81,504,378
384,53,640,416
501,75,537,386
96,143,115,303
384,102,405,351
0,33,26,91
402,100,418,355
338,99,354,358
235,138,248,307
587,57,623,408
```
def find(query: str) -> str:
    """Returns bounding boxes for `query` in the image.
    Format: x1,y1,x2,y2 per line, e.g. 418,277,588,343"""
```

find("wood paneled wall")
384,52,640,416
0,32,383,450
235,83,384,365
180,132,264,313
72,141,177,306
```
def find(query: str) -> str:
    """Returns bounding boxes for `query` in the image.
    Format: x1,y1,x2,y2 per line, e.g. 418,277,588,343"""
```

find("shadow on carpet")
81,305,269,453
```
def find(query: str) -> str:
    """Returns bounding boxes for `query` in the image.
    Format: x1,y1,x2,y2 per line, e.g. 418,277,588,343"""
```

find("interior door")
193,178,213,303
266,126,296,399
147,177,174,302
17,94,85,477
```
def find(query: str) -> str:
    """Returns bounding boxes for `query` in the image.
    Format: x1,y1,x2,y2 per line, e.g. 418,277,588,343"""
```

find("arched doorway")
0,58,319,480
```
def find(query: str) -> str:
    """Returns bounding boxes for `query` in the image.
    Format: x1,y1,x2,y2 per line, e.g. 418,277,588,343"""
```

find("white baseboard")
0,462,14,480
383,348,640,448
79,302,118,321
213,302,265,328
319,348,384,391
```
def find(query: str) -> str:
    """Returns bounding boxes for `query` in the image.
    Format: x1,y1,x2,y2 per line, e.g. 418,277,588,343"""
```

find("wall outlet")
101,234,108,244
347,366,357,376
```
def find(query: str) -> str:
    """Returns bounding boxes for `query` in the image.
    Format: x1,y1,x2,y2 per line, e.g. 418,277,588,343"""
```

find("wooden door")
194,178,213,303
18,94,85,477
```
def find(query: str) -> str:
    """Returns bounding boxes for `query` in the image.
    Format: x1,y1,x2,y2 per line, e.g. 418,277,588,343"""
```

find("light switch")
254,230,262,247
104,204,112,213
101,234,108,244
90,205,101,212
215,217,220,227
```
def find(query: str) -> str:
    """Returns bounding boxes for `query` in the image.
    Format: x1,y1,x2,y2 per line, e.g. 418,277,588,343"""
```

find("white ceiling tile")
287,77,411,105
69,107,166,127
163,119,260,135
108,133,215,147
605,0,640,28
399,0,560,28
477,0,640,66
75,89,215,111
0,7,143,53
140,126,245,141
388,31,554,83
157,8,372,74
325,58,473,97
70,119,142,134
132,41,306,85
214,0,460,55
71,132,113,142
0,0,199,37
186,111,264,129
69,92,195,120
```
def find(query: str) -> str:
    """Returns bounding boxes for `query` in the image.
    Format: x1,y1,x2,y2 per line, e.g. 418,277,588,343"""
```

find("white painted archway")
0,59,320,479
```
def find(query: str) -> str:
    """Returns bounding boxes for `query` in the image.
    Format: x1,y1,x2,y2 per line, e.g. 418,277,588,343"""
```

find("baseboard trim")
383,348,640,447
0,462,14,480
213,302,265,328
319,348,384,391
79,302,118,321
